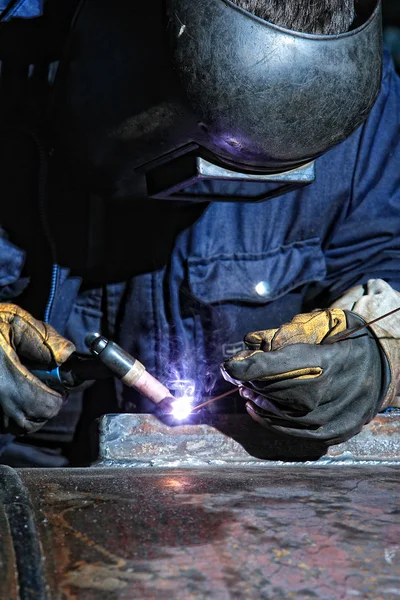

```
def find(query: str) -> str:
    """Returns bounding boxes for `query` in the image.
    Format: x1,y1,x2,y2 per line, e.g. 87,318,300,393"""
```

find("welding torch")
29,334,175,413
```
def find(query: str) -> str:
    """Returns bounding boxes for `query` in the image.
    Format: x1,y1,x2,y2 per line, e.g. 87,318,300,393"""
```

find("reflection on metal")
1,410,400,598
0,467,46,600
98,412,400,467
0,465,397,599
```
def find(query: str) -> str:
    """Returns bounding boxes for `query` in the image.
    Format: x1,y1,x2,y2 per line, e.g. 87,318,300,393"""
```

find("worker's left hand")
222,309,389,445
0,304,76,435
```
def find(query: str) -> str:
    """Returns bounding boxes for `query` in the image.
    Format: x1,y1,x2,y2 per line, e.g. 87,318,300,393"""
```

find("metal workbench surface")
1,464,398,600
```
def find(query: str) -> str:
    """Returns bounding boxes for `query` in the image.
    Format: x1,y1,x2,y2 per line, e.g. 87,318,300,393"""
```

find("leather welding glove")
222,309,390,445
0,304,75,435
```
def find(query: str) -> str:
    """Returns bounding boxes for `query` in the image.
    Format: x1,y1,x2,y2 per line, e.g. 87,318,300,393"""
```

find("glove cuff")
331,280,400,410
344,310,391,415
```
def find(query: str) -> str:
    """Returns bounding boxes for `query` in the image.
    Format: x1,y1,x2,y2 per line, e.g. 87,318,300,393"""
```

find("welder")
0,0,399,465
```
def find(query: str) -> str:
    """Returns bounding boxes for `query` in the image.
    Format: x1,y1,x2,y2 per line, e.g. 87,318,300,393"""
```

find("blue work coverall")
0,49,399,455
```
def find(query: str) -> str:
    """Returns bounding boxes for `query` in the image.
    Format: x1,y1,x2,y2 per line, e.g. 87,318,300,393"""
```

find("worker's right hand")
221,309,388,445
0,304,76,435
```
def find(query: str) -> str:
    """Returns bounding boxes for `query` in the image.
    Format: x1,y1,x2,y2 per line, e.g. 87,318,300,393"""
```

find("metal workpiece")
98,413,261,468
327,412,400,461
2,465,397,600
97,412,400,467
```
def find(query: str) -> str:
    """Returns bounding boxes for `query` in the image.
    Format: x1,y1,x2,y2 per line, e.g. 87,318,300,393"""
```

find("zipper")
43,263,60,323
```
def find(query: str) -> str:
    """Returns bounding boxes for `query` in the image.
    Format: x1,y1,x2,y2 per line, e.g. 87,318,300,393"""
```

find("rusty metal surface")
327,413,400,461
98,412,400,467
18,465,400,600
98,413,269,467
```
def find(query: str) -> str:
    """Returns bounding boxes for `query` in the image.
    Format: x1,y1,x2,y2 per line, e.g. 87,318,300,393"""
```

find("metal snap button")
255,281,271,297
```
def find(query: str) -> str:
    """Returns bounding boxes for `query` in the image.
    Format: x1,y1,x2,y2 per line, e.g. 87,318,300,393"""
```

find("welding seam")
95,458,400,469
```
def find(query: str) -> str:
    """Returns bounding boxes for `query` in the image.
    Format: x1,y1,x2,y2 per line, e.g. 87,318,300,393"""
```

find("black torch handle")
28,354,112,393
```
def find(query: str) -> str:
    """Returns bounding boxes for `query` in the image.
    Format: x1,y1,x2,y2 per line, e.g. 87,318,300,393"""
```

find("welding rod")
86,334,174,409
325,305,400,343
193,387,240,411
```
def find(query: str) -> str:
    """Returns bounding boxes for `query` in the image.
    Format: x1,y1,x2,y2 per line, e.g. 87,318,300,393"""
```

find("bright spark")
171,395,193,420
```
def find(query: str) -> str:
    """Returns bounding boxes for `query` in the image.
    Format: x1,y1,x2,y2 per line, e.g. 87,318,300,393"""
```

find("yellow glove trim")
258,367,323,382
229,350,323,381
229,309,348,384
245,308,347,351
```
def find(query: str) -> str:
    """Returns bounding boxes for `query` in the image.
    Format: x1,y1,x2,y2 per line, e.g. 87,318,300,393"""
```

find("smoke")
164,311,237,408
161,275,242,415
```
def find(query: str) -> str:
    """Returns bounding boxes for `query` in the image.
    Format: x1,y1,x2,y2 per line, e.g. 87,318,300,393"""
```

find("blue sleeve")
321,48,400,301
0,227,29,301
0,0,42,21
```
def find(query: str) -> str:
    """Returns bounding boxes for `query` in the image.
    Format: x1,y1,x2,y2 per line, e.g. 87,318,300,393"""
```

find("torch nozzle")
85,334,174,407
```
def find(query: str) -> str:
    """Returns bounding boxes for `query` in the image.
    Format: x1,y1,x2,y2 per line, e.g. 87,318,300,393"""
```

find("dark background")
382,0,400,69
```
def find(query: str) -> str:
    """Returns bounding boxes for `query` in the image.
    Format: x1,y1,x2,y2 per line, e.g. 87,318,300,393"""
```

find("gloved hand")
222,309,389,445
0,304,75,435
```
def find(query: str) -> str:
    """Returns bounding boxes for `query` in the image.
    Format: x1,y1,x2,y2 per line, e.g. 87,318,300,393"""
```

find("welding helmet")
52,0,382,202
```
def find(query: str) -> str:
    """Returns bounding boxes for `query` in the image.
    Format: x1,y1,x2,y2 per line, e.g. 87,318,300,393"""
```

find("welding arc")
193,387,240,411
327,305,400,343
